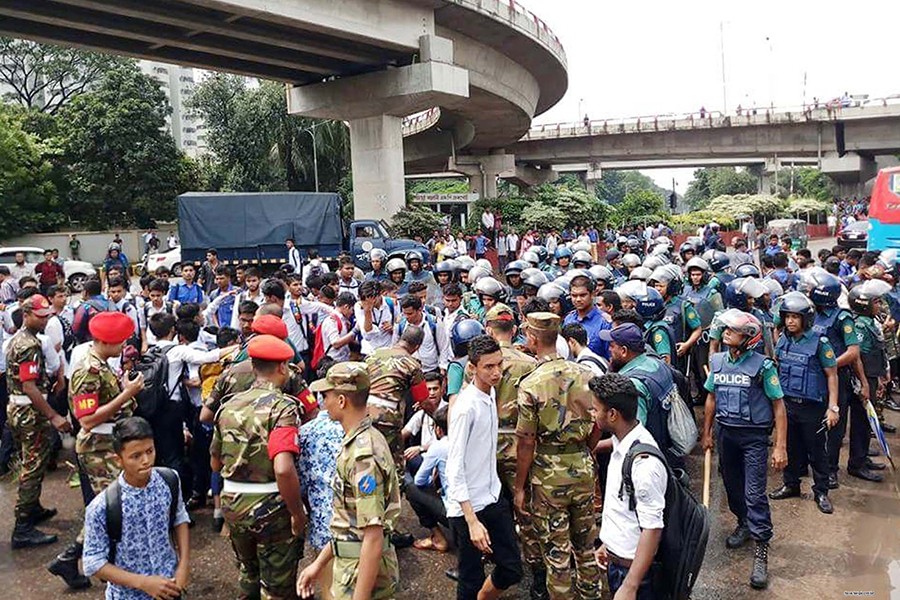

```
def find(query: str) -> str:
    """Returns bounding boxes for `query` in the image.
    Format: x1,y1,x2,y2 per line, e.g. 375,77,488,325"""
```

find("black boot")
768,485,800,500
749,541,769,589
11,520,57,549
529,564,550,600
48,542,92,590
27,505,58,526
390,531,414,549
726,523,751,549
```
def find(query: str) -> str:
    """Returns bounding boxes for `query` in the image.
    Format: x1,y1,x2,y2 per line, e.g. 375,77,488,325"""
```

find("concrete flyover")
0,0,568,217
509,101,900,191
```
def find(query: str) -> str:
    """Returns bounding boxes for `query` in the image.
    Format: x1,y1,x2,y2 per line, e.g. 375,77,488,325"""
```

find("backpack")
72,298,108,344
576,354,609,374
105,467,179,564
620,442,710,600
307,262,324,281
132,344,182,419
58,314,77,360
310,314,343,371
398,313,437,340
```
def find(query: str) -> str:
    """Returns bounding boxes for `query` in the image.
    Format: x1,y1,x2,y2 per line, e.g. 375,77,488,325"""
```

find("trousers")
717,425,773,542
449,498,522,600
783,399,830,496
7,403,53,519
403,472,447,529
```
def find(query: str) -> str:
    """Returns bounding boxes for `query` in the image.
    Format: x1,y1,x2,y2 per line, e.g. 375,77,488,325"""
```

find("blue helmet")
806,271,841,308
702,250,730,273
733,263,761,279
451,319,485,358
724,277,767,310
633,286,666,321
532,245,549,264
555,247,573,261
776,291,816,330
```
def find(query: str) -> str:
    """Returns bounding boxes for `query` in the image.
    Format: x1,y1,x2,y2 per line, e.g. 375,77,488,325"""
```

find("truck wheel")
68,273,87,293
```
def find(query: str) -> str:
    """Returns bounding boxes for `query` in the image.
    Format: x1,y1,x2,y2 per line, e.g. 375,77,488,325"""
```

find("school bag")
105,467,179,564
310,314,343,371
71,298,109,344
131,345,182,419
620,442,710,600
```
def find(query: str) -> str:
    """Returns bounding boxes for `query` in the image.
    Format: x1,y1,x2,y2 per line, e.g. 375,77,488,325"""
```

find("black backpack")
72,298,109,344
620,442,709,600
131,345,181,419
105,467,179,564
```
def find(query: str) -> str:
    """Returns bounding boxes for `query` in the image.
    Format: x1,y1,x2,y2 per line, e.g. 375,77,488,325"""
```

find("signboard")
412,193,479,204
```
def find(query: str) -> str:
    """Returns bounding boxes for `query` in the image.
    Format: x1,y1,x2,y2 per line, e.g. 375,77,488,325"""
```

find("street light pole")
303,126,320,193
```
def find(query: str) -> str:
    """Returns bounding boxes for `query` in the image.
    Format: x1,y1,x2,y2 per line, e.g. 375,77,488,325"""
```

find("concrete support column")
349,115,406,220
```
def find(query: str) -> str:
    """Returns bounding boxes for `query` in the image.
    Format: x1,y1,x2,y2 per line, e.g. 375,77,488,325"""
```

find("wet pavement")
2,406,899,600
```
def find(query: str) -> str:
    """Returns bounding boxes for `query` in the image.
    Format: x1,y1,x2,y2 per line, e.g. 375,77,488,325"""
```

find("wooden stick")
703,448,712,508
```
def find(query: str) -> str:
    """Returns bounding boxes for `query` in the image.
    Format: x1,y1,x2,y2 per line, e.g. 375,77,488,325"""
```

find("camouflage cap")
484,303,515,323
309,361,371,393
525,311,560,332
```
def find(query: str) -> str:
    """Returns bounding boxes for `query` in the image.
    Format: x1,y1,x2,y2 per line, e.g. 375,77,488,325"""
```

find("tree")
775,167,837,201
0,105,63,237
594,170,666,204
684,167,758,209
613,188,667,226
59,64,197,228
390,206,445,240
0,38,124,114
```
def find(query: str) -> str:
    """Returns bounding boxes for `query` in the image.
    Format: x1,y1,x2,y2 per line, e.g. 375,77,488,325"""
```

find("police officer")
769,292,839,514
648,265,703,372
7,295,70,549
482,304,544,598
49,311,144,589
385,258,408,297
632,285,676,364
211,335,305,600
515,312,601,600
701,309,787,590
505,260,529,305
805,271,870,489
300,362,401,600
365,248,389,282
684,257,723,399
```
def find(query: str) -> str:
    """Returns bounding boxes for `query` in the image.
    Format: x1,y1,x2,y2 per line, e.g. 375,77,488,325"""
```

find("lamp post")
301,123,322,193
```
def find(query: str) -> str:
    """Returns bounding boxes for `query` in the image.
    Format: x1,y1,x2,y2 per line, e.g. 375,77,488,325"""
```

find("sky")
518,0,900,191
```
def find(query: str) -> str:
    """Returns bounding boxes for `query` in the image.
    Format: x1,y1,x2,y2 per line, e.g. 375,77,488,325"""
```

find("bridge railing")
523,98,900,140
401,107,441,137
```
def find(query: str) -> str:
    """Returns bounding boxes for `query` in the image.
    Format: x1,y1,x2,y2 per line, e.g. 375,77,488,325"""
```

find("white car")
144,246,182,276
0,246,97,291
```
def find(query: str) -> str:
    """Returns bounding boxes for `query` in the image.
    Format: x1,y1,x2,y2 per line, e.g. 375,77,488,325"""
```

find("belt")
331,537,392,559
9,394,31,406
537,442,587,455
91,422,115,435
222,479,280,494
367,395,399,411
784,396,822,405
608,551,633,568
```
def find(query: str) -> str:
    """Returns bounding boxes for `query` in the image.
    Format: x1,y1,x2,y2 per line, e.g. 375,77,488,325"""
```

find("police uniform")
705,349,783,543
310,364,401,600
516,312,601,600
211,335,302,600
365,346,426,472
851,312,886,473
484,304,541,569
6,296,55,539
774,329,837,498
644,317,675,364
663,295,701,371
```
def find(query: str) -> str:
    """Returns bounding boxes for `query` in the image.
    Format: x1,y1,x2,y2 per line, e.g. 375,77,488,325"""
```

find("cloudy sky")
518,0,900,190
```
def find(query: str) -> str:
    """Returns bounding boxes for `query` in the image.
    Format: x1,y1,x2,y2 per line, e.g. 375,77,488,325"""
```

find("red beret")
248,335,294,362
251,314,288,339
89,312,135,344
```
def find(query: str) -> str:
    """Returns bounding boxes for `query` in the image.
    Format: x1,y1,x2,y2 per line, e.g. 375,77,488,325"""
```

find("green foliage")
783,196,831,216
594,170,666,204
613,188,668,226
59,64,196,228
670,210,736,233
0,105,62,237
406,178,469,197
390,206,446,240
685,167,758,209
775,167,837,201
520,202,568,232
706,194,784,220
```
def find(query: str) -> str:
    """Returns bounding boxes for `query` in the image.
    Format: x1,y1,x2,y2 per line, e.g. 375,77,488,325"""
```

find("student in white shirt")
561,322,609,376
392,295,450,374
446,335,522,599
321,293,357,362
224,268,265,330
107,276,140,337
336,256,360,299
286,238,302,274
400,372,446,473
300,249,330,285
506,231,520,259
140,279,175,352
590,373,666,599
356,280,398,355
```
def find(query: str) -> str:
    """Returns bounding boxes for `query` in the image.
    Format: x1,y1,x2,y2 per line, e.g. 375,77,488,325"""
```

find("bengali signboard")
412,193,479,204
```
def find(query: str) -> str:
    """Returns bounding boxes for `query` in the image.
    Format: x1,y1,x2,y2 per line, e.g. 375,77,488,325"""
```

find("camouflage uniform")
205,359,308,416
365,347,425,471
494,340,540,566
70,348,131,494
6,328,52,520
517,336,601,600
212,380,302,600
330,417,401,599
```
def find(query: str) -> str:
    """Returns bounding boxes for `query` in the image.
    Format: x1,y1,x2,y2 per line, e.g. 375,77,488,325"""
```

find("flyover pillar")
349,115,406,219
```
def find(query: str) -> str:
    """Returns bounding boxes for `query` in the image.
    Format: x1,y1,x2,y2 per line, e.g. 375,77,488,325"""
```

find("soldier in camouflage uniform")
515,312,601,600
49,311,144,590
483,304,546,597
211,335,305,600
365,325,427,473
300,363,400,600
7,295,70,549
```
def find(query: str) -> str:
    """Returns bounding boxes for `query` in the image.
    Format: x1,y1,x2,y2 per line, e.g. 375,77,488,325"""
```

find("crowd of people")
1,220,897,600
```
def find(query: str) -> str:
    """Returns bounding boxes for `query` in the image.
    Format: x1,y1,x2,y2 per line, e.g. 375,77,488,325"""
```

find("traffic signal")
668,191,677,210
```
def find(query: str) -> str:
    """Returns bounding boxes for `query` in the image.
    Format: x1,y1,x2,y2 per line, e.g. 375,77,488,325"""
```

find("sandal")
413,536,448,552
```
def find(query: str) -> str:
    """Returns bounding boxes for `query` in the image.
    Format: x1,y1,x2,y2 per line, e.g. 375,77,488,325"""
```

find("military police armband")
267,426,300,459
72,392,100,419
295,388,318,414
18,361,40,382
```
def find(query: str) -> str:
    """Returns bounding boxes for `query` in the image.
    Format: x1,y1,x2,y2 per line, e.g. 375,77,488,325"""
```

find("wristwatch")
829,405,840,413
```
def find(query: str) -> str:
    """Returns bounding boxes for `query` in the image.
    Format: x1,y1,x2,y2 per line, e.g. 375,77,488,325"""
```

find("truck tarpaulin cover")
177,192,342,251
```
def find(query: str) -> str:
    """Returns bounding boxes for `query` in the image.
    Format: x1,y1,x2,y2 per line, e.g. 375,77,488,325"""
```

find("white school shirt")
321,310,351,362
153,339,223,403
355,298,398,355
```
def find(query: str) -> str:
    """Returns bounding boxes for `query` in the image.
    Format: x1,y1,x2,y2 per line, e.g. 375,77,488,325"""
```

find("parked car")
143,246,182,276
837,220,869,249
0,246,97,291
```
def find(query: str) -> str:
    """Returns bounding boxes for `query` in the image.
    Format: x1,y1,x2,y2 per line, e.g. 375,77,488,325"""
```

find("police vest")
622,356,673,450
775,332,828,402
663,299,686,344
712,272,734,297
709,352,773,428
812,308,851,361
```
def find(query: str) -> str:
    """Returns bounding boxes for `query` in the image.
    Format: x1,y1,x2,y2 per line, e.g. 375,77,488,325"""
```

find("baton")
702,448,712,508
